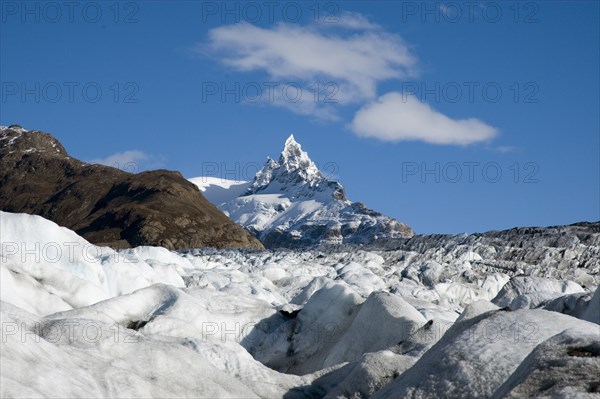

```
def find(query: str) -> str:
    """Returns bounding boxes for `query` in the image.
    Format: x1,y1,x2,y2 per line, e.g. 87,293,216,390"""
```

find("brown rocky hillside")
0,125,263,250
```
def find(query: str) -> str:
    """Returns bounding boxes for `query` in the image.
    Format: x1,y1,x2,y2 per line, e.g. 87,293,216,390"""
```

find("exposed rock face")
0,125,263,250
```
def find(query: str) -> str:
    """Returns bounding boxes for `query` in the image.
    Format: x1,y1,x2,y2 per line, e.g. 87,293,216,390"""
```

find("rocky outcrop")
0,125,263,250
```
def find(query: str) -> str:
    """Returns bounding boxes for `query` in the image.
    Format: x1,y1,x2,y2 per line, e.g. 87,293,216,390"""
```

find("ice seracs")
1,211,599,398
191,134,413,248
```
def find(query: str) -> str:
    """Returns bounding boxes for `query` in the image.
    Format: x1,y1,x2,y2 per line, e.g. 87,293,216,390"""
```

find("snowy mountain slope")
189,176,252,205
190,135,413,248
1,211,599,398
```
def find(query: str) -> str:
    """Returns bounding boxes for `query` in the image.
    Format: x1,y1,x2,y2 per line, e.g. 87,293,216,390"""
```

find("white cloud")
333,11,382,30
203,21,417,108
350,92,498,145
89,150,165,173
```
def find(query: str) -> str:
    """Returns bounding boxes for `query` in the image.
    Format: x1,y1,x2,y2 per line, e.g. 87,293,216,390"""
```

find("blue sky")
1,1,598,234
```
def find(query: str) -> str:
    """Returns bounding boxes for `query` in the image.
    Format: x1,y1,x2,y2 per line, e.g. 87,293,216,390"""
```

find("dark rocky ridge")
0,125,264,250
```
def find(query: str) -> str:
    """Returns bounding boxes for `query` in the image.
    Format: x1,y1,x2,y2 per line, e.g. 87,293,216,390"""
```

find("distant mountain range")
191,135,414,248
0,125,263,250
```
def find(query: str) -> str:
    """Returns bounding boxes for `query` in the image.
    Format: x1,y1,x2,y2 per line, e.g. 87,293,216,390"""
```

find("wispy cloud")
332,11,382,30
200,19,417,118
494,145,519,153
350,93,498,145
89,150,165,173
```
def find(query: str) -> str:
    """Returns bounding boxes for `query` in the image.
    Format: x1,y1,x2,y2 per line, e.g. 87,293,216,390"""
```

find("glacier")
1,210,599,398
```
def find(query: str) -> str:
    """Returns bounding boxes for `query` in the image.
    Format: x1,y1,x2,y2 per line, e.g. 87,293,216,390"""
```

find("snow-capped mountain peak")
279,134,318,173
247,135,336,199
191,134,414,248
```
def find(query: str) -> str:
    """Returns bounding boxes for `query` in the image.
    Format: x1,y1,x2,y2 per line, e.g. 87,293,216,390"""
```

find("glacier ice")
1,211,599,398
